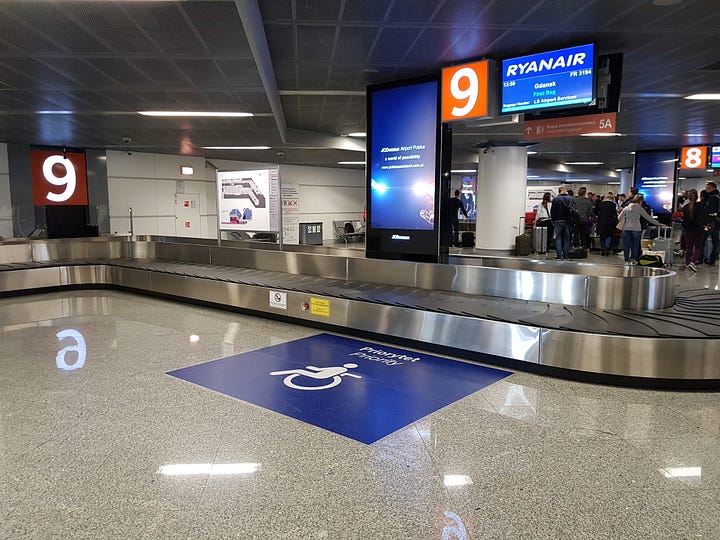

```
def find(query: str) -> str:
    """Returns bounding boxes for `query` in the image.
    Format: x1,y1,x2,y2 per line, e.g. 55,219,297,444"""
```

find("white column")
620,168,633,196
474,146,528,250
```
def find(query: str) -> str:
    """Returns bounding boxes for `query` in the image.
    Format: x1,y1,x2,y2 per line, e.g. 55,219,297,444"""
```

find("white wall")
107,151,215,237
0,143,11,238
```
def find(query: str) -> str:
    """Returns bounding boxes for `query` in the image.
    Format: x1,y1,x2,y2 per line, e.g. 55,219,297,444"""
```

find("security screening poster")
167,333,510,444
217,168,279,231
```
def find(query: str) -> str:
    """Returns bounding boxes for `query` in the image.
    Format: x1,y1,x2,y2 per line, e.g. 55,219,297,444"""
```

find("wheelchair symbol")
269,363,362,391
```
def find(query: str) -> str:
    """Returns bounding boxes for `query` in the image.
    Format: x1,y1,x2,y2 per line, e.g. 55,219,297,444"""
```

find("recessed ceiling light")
580,132,623,137
451,169,476,173
139,111,253,117
527,151,538,155
202,146,270,150
338,161,365,165
685,94,720,100
565,161,604,165
527,175,540,178
652,0,682,5
347,132,366,137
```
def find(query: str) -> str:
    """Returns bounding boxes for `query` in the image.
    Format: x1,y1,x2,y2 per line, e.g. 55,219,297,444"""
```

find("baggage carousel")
0,236,718,389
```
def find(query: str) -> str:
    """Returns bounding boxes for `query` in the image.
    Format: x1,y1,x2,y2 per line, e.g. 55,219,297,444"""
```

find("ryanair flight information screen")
501,43,595,114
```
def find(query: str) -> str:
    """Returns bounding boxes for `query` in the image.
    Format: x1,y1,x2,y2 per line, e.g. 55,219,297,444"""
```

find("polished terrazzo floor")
0,290,718,539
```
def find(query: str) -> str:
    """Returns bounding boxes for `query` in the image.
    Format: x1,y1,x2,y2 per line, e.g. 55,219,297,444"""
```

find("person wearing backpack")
550,186,575,260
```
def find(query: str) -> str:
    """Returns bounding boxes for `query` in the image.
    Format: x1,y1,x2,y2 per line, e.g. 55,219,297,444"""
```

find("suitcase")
514,217,531,256
461,231,475,247
515,234,532,256
652,227,673,266
568,246,588,259
533,225,547,254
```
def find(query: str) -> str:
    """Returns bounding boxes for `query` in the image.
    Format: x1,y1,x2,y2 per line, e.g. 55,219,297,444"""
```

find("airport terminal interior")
1,1,720,539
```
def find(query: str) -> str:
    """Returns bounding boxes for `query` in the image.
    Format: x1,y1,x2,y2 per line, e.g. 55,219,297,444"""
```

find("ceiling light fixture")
564,161,604,165
451,169,477,173
527,175,540,178
347,132,366,137
580,132,623,137
139,111,253,117
202,146,270,150
337,161,365,165
527,151,538,155
685,94,720,100
180,166,194,175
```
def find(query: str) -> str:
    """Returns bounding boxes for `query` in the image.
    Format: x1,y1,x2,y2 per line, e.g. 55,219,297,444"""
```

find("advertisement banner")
634,150,677,215
217,168,279,231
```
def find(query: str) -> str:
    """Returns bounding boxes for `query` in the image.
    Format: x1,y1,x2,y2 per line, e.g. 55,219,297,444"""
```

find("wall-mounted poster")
217,168,279,231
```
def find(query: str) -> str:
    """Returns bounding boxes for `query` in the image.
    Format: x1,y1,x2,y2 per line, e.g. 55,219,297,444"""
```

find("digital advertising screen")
634,150,677,216
501,43,595,114
366,76,441,262
711,146,720,169
217,168,279,231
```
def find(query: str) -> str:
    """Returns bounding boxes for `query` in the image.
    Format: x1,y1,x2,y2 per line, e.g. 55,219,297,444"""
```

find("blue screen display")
501,44,595,114
635,151,677,215
369,81,438,230
712,146,720,168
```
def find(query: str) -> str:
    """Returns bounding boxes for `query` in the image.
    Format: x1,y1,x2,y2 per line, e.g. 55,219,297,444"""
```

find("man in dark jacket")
705,181,720,265
448,190,468,247
550,186,575,259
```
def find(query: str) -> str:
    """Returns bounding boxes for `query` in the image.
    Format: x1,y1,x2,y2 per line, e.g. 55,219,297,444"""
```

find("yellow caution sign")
310,297,330,317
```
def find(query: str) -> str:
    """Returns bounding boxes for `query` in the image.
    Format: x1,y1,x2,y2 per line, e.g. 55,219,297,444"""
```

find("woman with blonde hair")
617,194,666,264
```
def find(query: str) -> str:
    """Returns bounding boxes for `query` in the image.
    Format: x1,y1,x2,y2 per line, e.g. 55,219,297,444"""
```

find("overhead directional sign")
523,112,616,140
167,333,511,444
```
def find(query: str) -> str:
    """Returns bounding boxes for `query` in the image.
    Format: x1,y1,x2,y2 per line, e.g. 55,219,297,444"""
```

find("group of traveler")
536,182,720,267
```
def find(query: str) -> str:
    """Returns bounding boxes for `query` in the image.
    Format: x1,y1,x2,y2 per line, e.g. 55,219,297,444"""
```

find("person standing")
550,186,575,260
596,192,618,256
681,189,709,271
573,186,594,248
704,181,720,265
448,189,468,247
535,192,553,253
617,194,666,264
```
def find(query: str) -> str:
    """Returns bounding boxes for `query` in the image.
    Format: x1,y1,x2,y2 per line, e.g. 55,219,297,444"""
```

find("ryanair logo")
506,51,588,77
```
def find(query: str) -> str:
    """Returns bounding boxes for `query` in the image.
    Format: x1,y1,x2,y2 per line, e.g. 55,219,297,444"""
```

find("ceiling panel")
296,0,341,21
368,28,422,64
296,25,337,62
180,2,252,56
342,0,391,22
258,0,293,21
121,3,206,56
333,26,381,65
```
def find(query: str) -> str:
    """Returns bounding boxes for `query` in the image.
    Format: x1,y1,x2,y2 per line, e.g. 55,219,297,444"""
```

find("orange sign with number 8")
681,146,707,169
441,60,490,122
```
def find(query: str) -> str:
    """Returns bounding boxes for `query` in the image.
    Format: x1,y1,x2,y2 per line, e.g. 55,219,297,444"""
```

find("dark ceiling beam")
234,0,364,153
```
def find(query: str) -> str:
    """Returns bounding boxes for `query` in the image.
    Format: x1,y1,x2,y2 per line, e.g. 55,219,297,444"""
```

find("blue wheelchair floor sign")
167,333,511,444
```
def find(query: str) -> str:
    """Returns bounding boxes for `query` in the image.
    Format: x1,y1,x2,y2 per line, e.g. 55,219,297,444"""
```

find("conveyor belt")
4,257,719,339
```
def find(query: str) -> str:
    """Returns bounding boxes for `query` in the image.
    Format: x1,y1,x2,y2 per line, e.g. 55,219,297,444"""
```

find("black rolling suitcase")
461,231,475,247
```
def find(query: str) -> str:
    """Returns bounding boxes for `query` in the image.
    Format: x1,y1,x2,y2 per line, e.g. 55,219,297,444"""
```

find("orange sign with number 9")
441,60,490,122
